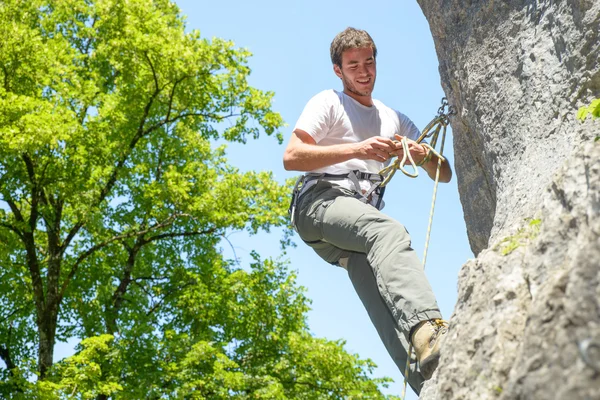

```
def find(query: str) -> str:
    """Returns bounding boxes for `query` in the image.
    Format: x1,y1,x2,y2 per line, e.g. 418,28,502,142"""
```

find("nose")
357,64,370,76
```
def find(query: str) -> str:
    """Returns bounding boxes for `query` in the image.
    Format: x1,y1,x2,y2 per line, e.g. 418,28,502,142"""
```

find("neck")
343,89,373,107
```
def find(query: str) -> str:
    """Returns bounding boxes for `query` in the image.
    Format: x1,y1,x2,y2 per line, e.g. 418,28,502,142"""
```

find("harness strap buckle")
288,175,309,228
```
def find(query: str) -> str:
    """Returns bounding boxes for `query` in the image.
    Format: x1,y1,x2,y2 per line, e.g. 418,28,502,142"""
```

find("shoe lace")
434,318,449,329
430,319,449,342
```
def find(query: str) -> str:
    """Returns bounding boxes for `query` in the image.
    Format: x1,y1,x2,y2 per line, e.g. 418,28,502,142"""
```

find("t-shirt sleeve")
396,111,421,141
293,91,336,143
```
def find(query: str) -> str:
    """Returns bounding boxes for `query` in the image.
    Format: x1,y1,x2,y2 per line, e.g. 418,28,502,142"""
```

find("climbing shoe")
411,318,449,380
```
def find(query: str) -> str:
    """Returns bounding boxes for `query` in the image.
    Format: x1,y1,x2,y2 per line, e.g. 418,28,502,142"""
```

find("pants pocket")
314,198,335,236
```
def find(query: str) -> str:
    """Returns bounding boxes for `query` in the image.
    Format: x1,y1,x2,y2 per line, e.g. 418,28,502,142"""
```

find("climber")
283,27,452,394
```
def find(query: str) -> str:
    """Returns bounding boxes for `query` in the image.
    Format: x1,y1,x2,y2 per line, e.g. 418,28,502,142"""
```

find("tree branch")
21,154,39,234
58,213,197,302
3,195,25,224
132,280,153,298
155,140,165,182
0,345,15,371
145,280,196,317
0,306,26,326
80,16,97,56
220,233,242,267
62,50,168,252
141,111,240,138
113,242,141,309
104,225,218,330
144,227,218,244
164,75,187,125
0,221,24,241
144,52,160,93
133,275,169,282
62,85,162,251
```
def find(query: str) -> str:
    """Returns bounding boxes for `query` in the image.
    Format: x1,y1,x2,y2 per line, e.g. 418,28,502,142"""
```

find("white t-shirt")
294,89,420,194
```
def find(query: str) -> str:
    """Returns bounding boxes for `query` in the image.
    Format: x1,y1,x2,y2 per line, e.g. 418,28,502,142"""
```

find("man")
283,27,451,394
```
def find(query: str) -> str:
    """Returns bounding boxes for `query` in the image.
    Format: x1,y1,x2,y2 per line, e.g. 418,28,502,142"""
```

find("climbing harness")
288,170,386,228
396,98,455,400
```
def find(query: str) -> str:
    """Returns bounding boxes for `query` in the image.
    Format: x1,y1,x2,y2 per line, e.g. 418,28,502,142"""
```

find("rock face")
416,1,600,399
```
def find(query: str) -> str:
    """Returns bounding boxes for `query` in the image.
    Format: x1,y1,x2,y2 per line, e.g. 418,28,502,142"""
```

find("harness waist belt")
288,170,386,228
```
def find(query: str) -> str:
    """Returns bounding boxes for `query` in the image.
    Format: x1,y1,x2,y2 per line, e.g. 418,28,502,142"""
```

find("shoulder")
373,99,406,121
307,89,342,106
374,100,421,138
299,89,342,118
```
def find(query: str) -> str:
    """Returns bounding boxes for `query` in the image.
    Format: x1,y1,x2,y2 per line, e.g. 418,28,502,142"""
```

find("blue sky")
171,0,474,398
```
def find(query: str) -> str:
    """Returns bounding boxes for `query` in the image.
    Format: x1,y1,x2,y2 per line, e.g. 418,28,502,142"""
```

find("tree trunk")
0,344,15,373
38,256,61,379
37,314,57,379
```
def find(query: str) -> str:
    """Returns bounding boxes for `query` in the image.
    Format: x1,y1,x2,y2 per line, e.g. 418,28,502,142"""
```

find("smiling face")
333,47,377,107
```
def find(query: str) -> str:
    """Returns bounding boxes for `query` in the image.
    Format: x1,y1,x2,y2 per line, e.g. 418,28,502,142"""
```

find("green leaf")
578,98,600,121
577,105,589,121
591,98,600,118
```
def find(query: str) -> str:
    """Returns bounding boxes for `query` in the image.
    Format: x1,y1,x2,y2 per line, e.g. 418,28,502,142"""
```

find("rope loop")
379,97,453,187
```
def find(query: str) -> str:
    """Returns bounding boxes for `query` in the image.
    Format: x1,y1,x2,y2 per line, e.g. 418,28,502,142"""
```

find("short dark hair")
330,27,378,67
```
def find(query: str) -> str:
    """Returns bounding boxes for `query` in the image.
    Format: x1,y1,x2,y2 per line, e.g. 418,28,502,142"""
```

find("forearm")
420,153,452,183
283,141,358,171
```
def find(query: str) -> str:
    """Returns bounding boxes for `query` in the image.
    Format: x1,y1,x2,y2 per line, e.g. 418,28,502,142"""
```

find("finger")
376,137,395,147
407,141,423,152
371,149,389,161
392,135,406,150
372,142,395,152
416,143,427,155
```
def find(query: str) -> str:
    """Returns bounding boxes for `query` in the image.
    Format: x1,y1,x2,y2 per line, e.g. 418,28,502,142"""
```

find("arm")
283,129,396,172
392,135,452,183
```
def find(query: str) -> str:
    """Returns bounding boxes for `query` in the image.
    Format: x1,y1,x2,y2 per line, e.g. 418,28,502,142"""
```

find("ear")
333,64,342,79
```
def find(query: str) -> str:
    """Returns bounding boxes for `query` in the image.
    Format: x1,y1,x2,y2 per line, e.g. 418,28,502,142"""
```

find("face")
334,47,376,105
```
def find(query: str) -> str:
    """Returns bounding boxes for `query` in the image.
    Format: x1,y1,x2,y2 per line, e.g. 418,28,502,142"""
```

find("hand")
354,136,396,162
392,135,430,165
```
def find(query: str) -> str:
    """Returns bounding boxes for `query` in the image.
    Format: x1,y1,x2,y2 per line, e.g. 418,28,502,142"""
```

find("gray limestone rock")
419,141,600,399
418,0,599,255
415,1,600,399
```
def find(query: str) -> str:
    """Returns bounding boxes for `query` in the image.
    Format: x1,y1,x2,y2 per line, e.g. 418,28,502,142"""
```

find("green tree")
0,0,398,398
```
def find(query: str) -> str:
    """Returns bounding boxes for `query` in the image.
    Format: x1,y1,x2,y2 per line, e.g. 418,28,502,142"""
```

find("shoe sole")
420,353,441,380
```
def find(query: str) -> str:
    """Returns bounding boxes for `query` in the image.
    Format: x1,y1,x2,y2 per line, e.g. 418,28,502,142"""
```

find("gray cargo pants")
294,179,443,393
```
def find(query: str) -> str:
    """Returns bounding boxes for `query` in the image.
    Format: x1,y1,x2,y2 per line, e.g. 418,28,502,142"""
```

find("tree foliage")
0,0,398,398
577,98,600,121
577,98,600,141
